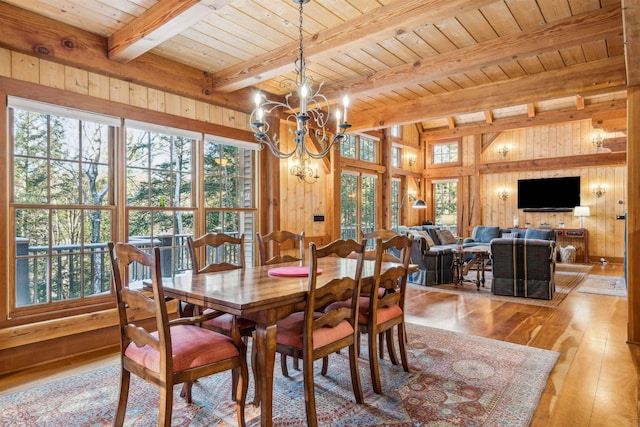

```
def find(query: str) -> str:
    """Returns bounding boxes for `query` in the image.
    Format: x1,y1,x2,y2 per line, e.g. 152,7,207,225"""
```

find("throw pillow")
435,229,457,245
416,230,436,247
501,232,517,239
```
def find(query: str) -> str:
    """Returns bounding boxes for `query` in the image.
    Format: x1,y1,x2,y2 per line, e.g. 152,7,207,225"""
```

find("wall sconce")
592,132,605,149
592,184,606,198
496,144,510,158
408,154,417,166
497,189,509,201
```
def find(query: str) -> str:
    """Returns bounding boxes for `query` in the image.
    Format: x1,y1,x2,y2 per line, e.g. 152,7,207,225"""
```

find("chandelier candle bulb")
336,109,341,133
343,96,349,122
300,85,308,114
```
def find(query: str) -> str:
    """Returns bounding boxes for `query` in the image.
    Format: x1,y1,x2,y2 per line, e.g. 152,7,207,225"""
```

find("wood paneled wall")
468,120,626,261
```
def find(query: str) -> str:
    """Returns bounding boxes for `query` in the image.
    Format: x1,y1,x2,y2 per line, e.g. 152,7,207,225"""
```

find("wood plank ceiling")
0,0,635,135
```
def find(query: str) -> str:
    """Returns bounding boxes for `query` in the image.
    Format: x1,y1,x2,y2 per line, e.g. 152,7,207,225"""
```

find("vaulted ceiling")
1,0,638,136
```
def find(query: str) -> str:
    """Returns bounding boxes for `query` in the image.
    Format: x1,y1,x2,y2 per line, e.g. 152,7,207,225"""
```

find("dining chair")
275,239,365,427
256,230,305,373
186,233,257,398
359,228,403,357
361,228,402,261
186,232,255,336
360,234,413,394
108,242,248,427
256,230,305,266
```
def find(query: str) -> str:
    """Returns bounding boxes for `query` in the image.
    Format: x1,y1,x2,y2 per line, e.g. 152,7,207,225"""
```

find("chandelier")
250,0,351,160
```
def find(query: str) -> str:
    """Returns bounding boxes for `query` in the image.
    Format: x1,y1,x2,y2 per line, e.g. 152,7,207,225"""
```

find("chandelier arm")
256,133,298,159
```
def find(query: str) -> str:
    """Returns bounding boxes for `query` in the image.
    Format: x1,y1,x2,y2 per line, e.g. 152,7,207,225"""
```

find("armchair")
490,238,556,300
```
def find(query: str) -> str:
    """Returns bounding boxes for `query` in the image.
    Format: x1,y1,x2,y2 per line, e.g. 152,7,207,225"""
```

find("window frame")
429,138,462,168
8,100,118,320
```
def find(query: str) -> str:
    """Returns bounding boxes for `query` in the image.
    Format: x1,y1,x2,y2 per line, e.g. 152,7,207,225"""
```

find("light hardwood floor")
0,263,636,426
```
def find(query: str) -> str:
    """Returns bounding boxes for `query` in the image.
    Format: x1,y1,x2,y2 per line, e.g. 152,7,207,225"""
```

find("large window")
433,180,458,235
11,100,116,313
125,124,197,280
7,99,257,319
340,172,377,241
203,138,256,266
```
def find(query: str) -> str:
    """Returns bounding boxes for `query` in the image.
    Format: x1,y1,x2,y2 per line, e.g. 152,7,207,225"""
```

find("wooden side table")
554,228,589,263
453,245,491,290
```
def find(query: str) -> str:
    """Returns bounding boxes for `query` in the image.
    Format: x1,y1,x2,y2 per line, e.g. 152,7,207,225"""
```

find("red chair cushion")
202,309,256,332
276,312,354,349
124,324,239,373
327,297,403,325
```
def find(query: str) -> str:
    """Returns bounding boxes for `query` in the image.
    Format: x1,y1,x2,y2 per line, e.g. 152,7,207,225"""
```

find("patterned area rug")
427,263,592,307
578,275,627,297
0,323,558,426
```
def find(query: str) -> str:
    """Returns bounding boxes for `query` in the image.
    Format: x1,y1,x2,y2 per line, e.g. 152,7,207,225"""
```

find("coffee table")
453,245,491,290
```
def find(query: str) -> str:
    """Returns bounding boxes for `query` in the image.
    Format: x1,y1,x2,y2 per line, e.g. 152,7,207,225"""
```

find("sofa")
398,225,455,286
398,224,556,289
490,237,557,300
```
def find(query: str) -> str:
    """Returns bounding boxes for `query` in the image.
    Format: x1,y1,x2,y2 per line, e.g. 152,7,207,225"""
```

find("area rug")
427,263,591,307
578,275,627,297
0,323,558,426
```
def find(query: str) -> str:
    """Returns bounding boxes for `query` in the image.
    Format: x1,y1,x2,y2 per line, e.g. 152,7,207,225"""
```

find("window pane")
14,208,112,307
340,173,358,240
359,137,376,163
14,157,48,204
391,179,400,230
341,135,356,158
391,147,400,168
360,175,377,235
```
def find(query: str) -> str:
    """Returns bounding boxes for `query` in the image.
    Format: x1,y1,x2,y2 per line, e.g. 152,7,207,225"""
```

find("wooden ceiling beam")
321,5,622,104
422,99,626,139
350,57,627,132
478,152,626,174
622,0,640,86
210,0,497,92
108,0,232,63
0,2,263,113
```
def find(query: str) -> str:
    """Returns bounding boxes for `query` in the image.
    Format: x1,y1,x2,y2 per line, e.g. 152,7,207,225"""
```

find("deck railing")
14,233,242,307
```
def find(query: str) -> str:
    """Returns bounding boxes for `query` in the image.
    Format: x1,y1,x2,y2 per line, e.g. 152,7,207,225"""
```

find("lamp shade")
574,206,590,217
412,199,427,209
440,214,457,225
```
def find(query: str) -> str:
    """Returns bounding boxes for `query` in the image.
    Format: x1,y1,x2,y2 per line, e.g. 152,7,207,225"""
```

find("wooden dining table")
157,256,390,427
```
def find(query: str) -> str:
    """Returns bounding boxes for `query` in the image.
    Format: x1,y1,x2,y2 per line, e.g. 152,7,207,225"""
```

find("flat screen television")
517,176,580,212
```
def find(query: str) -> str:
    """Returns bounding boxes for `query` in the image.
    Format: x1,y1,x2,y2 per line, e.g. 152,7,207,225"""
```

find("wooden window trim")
428,137,462,168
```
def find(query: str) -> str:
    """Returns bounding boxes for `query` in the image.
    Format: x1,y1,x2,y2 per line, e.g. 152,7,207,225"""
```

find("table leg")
254,322,277,427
